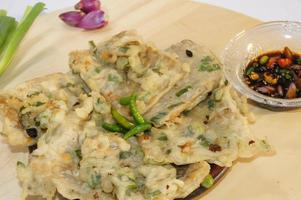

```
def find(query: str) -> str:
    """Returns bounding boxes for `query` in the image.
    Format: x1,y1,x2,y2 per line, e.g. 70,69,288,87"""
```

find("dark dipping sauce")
244,47,301,99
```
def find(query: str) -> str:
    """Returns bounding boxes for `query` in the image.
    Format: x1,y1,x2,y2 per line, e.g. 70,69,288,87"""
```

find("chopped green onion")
88,174,101,189
119,47,129,53
201,174,214,188
246,66,255,75
147,190,161,197
150,112,166,124
176,85,192,97
167,102,183,109
207,99,215,109
0,3,45,76
75,149,82,160
259,55,269,65
89,40,102,63
16,161,26,167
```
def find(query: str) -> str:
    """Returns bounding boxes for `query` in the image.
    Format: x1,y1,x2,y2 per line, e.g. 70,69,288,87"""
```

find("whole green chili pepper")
111,108,135,129
124,123,151,140
119,95,132,105
102,122,126,133
129,94,145,124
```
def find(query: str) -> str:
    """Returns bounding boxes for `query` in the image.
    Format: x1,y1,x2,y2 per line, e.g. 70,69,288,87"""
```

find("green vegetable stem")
0,3,45,76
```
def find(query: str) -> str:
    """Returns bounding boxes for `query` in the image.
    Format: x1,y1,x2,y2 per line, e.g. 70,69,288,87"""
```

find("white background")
1,0,301,21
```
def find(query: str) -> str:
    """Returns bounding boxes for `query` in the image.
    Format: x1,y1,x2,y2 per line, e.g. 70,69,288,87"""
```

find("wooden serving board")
1,0,300,199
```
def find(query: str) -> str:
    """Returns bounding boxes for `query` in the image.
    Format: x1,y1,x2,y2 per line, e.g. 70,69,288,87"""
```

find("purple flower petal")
77,10,107,30
59,11,84,27
75,0,101,14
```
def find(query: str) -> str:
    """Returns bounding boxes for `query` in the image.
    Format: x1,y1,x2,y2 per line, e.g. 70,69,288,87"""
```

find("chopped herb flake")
65,82,75,87
158,133,168,141
166,149,171,154
95,67,101,73
75,149,82,160
126,183,138,196
26,91,40,97
207,99,215,109
96,98,102,105
198,56,221,72
35,101,45,106
89,40,101,63
108,74,121,82
88,174,101,189
176,85,192,97
197,135,210,147
150,112,167,124
184,125,194,137
167,102,183,109
119,151,132,159
116,57,129,69
17,161,25,167
147,190,161,197
119,46,129,53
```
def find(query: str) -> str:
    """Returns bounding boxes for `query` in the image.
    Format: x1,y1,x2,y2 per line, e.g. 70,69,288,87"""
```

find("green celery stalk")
0,10,7,16
0,16,17,51
0,2,45,76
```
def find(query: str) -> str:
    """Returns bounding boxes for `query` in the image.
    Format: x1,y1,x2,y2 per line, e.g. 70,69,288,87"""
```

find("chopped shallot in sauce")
244,47,301,99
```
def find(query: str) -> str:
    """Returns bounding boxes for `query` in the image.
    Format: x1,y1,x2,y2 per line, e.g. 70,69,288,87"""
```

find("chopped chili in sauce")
244,47,301,99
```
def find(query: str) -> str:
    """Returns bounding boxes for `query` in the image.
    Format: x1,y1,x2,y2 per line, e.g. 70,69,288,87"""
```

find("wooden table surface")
0,0,300,199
